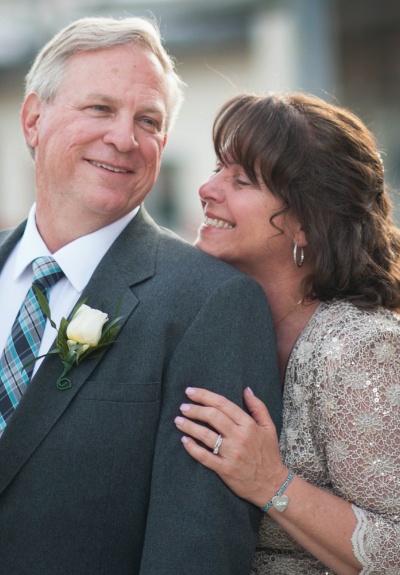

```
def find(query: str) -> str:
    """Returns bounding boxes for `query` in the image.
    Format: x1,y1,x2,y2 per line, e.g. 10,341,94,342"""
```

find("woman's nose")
198,174,225,202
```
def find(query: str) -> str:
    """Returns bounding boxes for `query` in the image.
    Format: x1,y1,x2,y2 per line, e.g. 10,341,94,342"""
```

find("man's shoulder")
114,209,263,296
157,227,246,281
0,225,18,242
153,230,269,315
0,221,26,251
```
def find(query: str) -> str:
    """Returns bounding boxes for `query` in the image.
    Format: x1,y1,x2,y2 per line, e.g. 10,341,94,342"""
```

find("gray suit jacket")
0,206,282,575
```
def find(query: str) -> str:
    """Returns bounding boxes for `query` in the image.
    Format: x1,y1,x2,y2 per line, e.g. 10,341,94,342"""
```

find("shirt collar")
14,203,139,292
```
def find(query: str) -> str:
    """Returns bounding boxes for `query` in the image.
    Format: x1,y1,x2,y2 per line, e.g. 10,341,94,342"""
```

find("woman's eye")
236,178,251,186
212,162,224,174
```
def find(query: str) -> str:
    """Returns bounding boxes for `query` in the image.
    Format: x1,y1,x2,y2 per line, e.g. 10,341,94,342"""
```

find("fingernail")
246,387,255,396
174,416,185,425
186,387,196,396
181,436,189,444
180,403,190,413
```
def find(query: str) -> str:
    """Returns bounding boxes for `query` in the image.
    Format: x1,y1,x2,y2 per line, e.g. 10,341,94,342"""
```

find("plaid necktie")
0,256,64,435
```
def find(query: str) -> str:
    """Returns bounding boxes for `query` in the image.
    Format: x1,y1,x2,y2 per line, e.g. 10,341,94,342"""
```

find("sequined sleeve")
311,305,400,574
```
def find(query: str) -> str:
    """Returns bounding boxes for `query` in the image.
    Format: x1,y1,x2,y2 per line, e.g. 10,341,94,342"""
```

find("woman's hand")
175,387,366,575
174,386,288,508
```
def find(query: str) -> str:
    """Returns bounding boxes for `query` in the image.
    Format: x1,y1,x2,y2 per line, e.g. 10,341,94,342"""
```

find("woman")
174,93,400,574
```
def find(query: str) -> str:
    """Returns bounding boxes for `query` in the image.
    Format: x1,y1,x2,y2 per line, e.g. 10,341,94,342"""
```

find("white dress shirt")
0,203,139,372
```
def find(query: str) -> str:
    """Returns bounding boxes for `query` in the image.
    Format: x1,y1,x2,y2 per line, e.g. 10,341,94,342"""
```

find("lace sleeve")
315,316,400,574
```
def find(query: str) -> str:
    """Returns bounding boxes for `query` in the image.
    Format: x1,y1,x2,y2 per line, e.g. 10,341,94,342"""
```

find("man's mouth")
89,160,130,174
204,216,235,229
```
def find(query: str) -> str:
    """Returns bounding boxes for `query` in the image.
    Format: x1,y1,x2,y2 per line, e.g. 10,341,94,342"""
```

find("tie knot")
32,256,64,289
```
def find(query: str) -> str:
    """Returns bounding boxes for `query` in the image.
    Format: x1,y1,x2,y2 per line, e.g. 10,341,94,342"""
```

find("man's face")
23,44,168,231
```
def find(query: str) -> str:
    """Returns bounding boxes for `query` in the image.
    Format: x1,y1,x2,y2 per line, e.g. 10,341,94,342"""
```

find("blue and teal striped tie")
0,256,64,436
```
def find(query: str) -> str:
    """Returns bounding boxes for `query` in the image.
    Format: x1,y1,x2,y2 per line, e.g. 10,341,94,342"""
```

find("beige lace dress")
251,300,400,574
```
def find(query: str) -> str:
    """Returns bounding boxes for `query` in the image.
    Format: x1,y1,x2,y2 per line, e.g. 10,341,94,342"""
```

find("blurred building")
0,0,399,239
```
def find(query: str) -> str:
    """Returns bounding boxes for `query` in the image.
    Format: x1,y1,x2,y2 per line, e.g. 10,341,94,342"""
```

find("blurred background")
0,0,399,241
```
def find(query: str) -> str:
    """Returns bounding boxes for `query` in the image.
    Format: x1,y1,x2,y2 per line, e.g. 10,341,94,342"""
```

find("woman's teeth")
204,217,234,229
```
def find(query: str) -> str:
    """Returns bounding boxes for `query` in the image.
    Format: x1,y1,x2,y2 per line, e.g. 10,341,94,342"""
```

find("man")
0,16,282,574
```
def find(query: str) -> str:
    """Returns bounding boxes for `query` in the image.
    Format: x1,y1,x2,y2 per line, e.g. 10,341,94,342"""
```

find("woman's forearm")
265,473,361,575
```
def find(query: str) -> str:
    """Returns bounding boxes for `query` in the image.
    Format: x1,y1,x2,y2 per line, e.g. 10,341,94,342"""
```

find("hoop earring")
293,243,304,267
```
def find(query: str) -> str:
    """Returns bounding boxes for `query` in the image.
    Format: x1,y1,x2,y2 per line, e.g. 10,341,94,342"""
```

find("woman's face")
195,162,296,278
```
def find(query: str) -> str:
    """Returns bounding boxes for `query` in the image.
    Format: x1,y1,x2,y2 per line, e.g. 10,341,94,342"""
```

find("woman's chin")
194,236,214,256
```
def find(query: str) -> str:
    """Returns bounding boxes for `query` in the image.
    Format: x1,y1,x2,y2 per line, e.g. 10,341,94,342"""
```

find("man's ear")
21,93,42,149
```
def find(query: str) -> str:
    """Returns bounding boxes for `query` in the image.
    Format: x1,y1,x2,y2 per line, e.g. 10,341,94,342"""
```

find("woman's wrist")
260,468,294,513
252,466,289,509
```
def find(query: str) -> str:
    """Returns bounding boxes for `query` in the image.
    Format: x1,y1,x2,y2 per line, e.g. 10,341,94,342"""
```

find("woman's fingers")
178,401,237,440
244,387,276,429
175,386,276,454
174,416,226,473
174,414,223,453
182,387,276,433
174,387,250,462
180,435,222,472
185,387,250,425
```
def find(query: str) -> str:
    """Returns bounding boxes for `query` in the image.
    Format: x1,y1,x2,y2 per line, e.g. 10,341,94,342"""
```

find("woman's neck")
274,299,319,382
256,274,319,383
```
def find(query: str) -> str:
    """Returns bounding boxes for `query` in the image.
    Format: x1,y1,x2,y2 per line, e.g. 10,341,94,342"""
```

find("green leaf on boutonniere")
56,317,70,362
32,284,57,330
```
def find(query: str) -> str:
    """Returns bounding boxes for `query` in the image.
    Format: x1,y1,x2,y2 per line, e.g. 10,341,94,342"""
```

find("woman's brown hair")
212,92,400,311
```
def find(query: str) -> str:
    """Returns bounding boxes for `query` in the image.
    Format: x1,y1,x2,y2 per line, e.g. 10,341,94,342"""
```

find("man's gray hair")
24,16,185,132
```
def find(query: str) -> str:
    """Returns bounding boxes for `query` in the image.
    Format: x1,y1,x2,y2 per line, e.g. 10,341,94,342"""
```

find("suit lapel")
0,207,161,494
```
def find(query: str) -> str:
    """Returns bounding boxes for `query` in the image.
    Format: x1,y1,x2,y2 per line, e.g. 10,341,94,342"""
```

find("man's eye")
139,117,163,132
142,118,159,128
90,105,110,112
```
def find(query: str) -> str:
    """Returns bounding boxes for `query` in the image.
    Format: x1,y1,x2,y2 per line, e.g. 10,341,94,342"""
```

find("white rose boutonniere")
66,304,109,356
30,291,124,390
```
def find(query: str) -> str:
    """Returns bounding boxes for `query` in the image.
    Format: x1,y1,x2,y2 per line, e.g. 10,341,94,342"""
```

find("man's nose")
103,117,139,152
